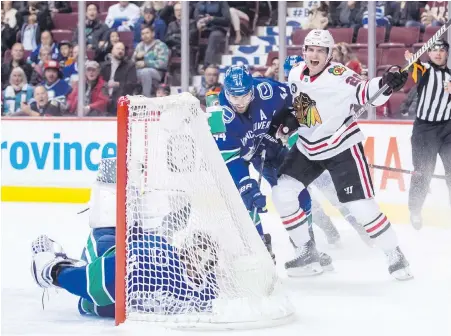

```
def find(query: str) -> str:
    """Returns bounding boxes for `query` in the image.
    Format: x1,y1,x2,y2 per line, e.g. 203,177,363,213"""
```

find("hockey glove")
238,179,267,213
381,66,408,95
275,112,299,145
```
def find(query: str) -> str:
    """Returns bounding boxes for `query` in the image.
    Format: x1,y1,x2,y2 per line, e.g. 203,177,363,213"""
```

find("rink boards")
1,118,449,225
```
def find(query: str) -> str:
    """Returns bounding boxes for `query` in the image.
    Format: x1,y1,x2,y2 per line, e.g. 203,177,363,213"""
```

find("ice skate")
263,233,276,264
31,235,77,288
410,213,423,230
386,247,413,281
285,240,323,277
289,237,333,271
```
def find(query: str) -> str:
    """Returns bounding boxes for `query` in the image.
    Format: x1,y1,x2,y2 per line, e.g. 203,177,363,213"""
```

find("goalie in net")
30,158,220,318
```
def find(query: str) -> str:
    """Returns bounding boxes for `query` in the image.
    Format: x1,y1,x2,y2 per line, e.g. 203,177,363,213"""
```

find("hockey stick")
369,164,447,180
252,149,267,224
326,19,451,146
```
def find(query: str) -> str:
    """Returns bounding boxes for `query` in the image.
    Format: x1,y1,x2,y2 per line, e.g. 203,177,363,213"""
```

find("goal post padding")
115,93,294,330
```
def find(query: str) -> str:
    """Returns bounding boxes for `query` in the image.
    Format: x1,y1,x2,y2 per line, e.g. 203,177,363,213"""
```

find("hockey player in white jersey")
283,56,372,247
274,29,412,280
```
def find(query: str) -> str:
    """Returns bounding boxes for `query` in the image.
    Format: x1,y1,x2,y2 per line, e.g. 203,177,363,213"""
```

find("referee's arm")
404,50,430,84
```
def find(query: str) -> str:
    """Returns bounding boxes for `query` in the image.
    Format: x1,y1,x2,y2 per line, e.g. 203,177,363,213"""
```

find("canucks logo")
293,92,322,127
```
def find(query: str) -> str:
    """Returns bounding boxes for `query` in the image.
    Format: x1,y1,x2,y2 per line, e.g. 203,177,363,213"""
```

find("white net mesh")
122,93,294,329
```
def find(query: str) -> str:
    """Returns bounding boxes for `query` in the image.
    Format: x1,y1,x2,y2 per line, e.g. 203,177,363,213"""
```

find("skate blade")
328,240,342,249
411,222,423,230
321,263,334,272
286,262,323,277
392,267,414,281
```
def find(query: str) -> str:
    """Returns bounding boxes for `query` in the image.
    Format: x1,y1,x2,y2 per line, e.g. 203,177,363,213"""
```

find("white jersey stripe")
297,121,360,157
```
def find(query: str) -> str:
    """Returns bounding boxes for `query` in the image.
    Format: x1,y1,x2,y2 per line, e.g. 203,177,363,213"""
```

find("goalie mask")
179,232,219,287
89,158,117,229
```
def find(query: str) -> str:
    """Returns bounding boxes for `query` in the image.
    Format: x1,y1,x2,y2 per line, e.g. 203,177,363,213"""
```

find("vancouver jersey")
217,77,293,185
59,228,217,318
288,61,390,160
44,79,72,105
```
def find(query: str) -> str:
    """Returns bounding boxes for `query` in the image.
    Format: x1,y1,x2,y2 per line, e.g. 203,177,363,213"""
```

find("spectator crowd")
1,1,448,118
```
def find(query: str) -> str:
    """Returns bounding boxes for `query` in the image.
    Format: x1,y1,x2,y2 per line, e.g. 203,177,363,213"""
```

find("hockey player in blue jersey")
31,158,218,317
216,65,335,275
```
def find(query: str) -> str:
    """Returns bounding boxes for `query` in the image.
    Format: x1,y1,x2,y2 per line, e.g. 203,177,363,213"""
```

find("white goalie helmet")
88,158,117,229
304,29,335,60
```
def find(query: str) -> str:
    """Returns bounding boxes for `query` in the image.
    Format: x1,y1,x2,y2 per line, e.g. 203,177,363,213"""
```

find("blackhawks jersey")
288,61,390,160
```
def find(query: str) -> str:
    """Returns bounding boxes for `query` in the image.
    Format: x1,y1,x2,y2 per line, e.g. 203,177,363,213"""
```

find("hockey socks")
281,207,311,248
363,213,397,252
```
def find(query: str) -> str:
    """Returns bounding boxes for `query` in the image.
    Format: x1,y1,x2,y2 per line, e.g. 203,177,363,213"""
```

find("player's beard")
234,103,249,113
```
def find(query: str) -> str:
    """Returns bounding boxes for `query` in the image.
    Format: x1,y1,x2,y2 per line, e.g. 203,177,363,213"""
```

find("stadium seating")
388,92,407,116
356,27,386,45
388,27,421,46
328,28,354,44
291,29,312,45
380,47,407,67
52,30,73,43
118,31,134,50
53,13,78,30
355,48,384,68
99,12,108,23
422,26,441,42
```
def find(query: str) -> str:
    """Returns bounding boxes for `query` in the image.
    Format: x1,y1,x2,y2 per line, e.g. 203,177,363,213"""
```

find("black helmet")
430,39,449,52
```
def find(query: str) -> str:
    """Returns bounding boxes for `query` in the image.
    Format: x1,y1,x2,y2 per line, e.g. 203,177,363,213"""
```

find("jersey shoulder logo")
222,105,235,124
256,82,273,100
293,92,322,128
328,65,346,76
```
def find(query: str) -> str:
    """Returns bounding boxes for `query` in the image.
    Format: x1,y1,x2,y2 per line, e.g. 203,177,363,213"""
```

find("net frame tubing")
115,96,129,325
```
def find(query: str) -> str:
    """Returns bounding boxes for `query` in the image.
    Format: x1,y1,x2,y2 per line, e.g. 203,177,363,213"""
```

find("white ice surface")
2,202,451,336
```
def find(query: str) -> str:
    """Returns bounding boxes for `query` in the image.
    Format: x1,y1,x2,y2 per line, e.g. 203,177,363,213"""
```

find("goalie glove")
238,178,267,213
31,235,80,289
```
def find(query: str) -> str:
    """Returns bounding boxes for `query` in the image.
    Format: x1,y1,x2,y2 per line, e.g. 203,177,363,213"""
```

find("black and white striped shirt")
413,61,451,122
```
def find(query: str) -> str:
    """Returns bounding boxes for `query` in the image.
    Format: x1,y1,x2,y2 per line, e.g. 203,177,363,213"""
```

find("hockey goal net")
115,93,294,329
